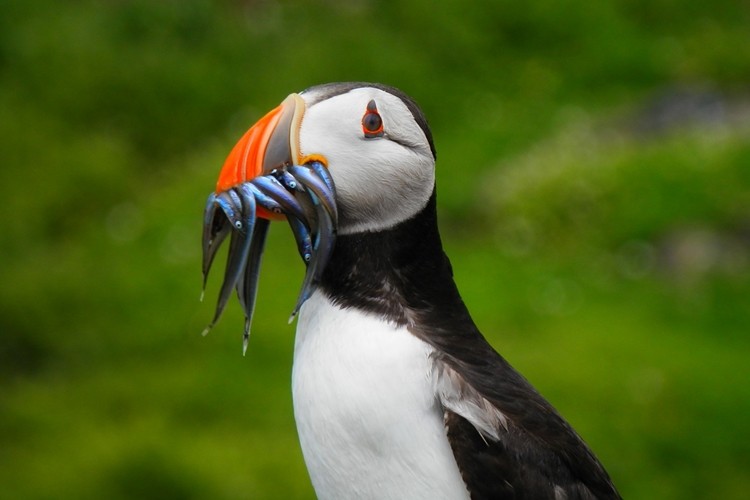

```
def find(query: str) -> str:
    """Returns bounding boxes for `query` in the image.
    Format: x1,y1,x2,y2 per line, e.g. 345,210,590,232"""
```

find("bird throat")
319,190,452,325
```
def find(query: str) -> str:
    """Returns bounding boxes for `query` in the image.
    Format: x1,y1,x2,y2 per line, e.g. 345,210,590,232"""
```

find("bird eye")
362,100,384,138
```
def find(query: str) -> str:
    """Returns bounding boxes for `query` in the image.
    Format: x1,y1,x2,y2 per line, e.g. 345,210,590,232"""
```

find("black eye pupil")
364,112,381,132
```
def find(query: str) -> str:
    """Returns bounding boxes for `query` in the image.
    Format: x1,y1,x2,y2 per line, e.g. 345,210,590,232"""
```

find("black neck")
321,190,472,329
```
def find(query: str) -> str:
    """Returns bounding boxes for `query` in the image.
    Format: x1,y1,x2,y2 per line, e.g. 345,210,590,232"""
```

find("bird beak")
216,93,305,211
201,93,338,353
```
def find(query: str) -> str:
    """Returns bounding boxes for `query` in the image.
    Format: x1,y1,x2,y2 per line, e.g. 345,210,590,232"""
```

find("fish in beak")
201,94,338,354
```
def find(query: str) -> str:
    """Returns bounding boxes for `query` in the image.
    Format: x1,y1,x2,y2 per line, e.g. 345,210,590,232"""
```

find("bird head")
217,82,437,234
202,82,437,350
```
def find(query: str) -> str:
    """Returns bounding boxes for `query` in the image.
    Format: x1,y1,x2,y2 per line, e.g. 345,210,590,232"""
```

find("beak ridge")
216,94,305,195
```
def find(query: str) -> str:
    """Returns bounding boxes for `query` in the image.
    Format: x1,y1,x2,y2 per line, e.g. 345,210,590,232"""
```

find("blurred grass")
1,0,749,498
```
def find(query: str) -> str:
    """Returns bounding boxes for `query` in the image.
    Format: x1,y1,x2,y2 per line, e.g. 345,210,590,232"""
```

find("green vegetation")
1,0,748,498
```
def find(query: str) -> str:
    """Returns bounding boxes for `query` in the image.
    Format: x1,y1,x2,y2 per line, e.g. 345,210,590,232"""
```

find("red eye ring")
362,99,384,138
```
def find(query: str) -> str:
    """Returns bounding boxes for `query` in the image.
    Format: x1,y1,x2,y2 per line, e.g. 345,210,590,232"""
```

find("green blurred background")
2,0,749,498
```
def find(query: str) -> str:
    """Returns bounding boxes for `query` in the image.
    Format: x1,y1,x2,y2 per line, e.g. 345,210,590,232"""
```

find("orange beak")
215,93,307,218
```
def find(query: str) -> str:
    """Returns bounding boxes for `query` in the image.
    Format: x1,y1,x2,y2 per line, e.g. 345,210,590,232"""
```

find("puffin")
201,82,621,499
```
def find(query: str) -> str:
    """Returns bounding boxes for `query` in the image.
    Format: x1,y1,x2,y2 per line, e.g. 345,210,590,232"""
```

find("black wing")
414,284,621,499
431,344,621,500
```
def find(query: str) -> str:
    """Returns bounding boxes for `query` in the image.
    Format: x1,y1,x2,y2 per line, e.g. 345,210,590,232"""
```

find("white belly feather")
292,291,470,500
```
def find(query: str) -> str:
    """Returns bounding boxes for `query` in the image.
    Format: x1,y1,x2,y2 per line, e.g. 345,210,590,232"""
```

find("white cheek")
303,136,434,233
298,92,435,234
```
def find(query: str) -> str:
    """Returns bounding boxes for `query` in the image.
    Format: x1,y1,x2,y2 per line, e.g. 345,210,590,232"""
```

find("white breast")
292,291,470,500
